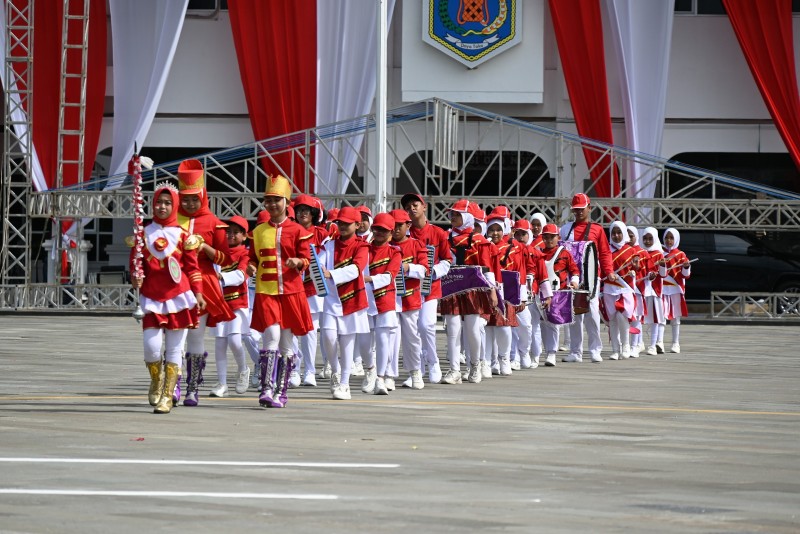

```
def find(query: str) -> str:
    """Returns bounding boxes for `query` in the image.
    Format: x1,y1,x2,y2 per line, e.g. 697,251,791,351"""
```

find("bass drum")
560,240,599,299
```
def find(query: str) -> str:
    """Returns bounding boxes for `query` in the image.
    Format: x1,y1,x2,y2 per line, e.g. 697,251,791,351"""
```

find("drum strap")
545,246,564,290
449,232,473,265
500,239,514,267
566,221,593,242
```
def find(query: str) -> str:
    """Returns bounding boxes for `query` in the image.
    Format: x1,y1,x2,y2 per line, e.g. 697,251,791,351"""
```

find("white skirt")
320,308,370,334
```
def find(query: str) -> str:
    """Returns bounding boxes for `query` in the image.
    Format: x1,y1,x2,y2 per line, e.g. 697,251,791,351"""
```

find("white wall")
99,5,800,165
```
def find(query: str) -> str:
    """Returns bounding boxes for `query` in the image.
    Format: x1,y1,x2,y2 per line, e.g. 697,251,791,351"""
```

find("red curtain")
548,0,621,198
228,0,317,193
723,0,800,183
9,0,106,190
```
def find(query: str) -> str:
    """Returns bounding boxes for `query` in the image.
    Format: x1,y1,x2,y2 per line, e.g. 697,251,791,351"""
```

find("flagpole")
375,0,388,212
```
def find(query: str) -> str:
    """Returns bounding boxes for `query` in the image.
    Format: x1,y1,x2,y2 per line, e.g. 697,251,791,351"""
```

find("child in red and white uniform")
176,159,234,406
403,192,452,385
439,200,500,385
560,193,617,363
360,212,402,395
293,194,330,386
389,208,430,390
538,224,578,366
626,225,648,357
326,208,340,241
640,227,667,355
485,207,550,376
603,221,639,360
510,219,536,368
351,205,374,378
248,175,315,408
530,213,547,250
660,227,692,353
320,206,370,400
131,183,206,414
210,215,252,398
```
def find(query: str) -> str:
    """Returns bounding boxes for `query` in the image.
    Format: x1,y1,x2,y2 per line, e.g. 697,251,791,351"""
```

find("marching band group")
132,160,692,414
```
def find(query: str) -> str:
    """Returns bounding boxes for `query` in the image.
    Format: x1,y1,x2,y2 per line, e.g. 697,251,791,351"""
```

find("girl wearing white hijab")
604,221,638,359
660,228,692,353
529,212,549,353
640,227,667,355
626,225,645,356
530,213,547,249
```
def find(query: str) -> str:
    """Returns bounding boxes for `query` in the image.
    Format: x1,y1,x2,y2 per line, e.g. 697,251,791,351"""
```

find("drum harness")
563,220,594,292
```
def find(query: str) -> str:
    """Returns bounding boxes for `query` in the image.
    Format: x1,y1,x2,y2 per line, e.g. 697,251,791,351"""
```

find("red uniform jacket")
368,242,402,314
303,224,330,298
409,222,451,301
393,237,429,312
561,221,614,278
644,249,665,296
220,244,250,311
249,218,313,296
540,245,580,290
664,248,691,293
449,229,502,282
131,224,203,301
178,211,233,322
605,243,638,291
497,236,548,297
331,236,369,314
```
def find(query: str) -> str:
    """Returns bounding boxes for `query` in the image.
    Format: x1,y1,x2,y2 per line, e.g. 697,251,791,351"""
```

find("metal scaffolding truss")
2,0,33,288
4,98,800,311
31,99,800,220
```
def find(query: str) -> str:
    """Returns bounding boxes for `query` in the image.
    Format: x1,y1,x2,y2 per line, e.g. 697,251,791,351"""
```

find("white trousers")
445,314,485,371
375,325,397,377
511,305,532,361
298,312,323,375
394,309,422,373
540,320,559,356
143,328,188,366
486,325,511,365
568,294,603,359
418,298,439,368
322,330,355,383
186,313,208,354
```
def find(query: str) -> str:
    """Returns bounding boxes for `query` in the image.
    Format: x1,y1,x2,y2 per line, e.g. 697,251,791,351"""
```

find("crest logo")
423,0,521,69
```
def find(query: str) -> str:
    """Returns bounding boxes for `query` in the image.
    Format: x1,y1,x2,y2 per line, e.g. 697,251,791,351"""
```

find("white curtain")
315,0,395,196
106,0,188,188
604,0,674,199
1,5,47,192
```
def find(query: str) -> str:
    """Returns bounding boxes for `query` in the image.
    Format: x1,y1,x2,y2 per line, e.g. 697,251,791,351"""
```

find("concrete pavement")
0,315,798,533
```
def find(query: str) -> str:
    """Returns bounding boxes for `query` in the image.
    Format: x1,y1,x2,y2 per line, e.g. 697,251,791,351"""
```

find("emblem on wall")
423,0,521,69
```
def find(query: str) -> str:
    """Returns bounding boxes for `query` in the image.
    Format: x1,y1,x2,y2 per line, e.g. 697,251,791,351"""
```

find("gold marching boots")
154,362,180,414
146,361,165,406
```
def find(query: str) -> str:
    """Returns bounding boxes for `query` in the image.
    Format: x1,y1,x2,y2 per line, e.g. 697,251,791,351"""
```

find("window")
187,0,227,11
675,0,800,14
714,234,750,255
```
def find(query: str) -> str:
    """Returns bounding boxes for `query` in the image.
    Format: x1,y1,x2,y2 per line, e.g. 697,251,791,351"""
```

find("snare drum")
560,240,599,299
542,290,575,325
572,289,590,315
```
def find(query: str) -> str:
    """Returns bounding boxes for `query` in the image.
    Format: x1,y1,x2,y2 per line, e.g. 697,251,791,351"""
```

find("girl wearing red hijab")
176,159,235,407
131,183,206,414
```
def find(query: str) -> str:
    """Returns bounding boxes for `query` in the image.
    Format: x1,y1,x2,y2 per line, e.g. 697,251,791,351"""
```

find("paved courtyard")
0,314,798,533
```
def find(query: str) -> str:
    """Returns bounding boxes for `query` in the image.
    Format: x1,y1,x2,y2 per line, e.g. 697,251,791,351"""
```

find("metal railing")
710,292,800,319
5,98,800,311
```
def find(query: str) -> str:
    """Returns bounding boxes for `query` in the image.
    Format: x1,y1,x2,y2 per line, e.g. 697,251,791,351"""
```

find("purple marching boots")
183,352,207,406
267,354,294,408
258,350,278,407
